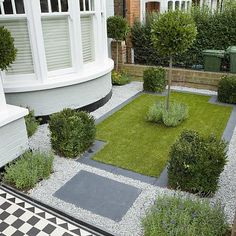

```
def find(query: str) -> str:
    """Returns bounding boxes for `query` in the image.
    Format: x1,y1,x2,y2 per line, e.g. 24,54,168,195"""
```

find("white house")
0,0,113,116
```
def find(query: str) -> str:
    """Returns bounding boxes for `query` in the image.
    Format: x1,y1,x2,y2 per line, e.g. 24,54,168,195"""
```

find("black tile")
0,211,10,220
62,233,74,236
11,230,24,236
42,224,56,234
27,227,41,236
13,208,25,217
0,222,9,232
27,216,40,226
0,202,11,210
12,219,25,228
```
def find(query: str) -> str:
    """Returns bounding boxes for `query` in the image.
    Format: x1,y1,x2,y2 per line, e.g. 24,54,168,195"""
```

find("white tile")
4,214,18,225
34,219,49,230
18,222,33,234
2,225,17,235
19,212,34,221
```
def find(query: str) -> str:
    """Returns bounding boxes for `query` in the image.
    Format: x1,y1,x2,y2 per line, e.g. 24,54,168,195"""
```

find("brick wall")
122,64,234,91
111,41,127,70
114,0,124,16
126,0,140,26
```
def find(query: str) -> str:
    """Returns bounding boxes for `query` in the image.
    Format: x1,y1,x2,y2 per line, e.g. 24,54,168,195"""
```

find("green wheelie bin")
203,50,225,72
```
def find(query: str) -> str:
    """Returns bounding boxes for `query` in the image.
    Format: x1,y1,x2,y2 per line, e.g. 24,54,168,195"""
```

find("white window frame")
40,0,74,78
0,0,37,83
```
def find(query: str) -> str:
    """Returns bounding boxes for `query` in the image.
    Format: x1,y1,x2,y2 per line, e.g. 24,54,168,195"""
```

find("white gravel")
28,82,236,235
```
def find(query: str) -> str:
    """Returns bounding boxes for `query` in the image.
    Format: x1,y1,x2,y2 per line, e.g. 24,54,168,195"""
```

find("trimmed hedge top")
49,109,96,158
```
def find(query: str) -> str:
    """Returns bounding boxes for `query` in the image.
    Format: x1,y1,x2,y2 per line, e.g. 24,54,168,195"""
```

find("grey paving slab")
54,171,141,222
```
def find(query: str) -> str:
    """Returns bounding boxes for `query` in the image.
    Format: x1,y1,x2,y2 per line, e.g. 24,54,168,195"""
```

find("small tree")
151,11,197,110
107,16,130,71
0,26,17,71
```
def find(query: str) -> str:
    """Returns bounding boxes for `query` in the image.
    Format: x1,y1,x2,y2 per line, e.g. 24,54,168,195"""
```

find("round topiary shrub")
168,130,227,195
0,26,17,71
218,76,236,104
146,101,188,127
143,67,166,93
49,109,96,158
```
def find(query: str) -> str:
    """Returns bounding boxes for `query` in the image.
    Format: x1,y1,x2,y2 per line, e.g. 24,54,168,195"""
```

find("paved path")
0,186,104,236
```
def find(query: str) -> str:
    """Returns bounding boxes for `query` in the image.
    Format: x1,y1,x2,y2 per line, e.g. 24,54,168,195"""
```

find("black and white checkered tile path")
0,187,96,236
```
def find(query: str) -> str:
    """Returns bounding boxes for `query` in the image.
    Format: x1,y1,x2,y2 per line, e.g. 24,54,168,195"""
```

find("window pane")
0,20,34,75
40,0,49,13
168,1,173,10
42,16,72,71
51,0,59,12
90,0,94,10
79,0,84,11
3,0,13,14
61,0,68,12
81,16,94,63
181,1,185,10
15,0,25,14
175,1,179,10
85,0,89,11
187,1,190,9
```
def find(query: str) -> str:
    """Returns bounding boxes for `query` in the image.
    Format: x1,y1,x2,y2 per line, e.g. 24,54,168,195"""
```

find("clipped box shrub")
143,67,166,93
49,109,96,158
143,195,229,236
146,101,188,127
168,130,227,195
218,76,236,104
112,70,130,85
3,151,54,190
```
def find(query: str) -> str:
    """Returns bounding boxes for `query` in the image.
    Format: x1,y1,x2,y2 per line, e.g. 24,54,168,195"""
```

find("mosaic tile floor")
0,186,98,236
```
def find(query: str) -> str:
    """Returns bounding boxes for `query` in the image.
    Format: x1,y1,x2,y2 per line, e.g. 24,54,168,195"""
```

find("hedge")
132,6,236,69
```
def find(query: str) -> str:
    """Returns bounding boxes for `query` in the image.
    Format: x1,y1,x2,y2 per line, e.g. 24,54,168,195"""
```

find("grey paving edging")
79,91,236,187
209,95,236,143
95,91,142,125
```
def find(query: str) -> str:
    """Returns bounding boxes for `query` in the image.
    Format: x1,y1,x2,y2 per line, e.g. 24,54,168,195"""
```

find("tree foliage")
0,26,17,71
107,16,130,41
151,10,197,57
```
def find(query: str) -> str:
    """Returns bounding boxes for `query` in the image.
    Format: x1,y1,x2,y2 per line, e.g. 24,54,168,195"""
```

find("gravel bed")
28,82,236,235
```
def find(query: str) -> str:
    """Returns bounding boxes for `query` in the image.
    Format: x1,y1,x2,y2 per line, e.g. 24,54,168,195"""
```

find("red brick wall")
126,0,141,26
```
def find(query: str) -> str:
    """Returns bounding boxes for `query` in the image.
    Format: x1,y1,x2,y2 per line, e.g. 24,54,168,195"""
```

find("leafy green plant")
25,110,40,137
132,6,236,70
143,195,229,236
0,26,17,71
146,101,188,127
218,76,236,104
112,70,130,85
49,109,96,158
151,10,197,110
107,16,130,71
143,67,166,93
168,130,227,195
3,151,54,190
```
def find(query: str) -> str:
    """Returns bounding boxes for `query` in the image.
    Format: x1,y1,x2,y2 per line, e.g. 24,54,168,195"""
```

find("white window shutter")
42,16,72,71
0,20,34,75
81,15,94,63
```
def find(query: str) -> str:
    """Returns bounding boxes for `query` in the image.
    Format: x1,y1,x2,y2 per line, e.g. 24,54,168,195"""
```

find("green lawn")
93,93,232,177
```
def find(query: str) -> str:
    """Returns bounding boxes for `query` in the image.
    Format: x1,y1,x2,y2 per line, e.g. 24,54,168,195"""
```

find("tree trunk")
166,56,173,111
116,40,119,71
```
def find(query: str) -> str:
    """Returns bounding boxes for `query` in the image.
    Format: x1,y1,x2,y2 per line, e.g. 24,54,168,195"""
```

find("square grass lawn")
93,93,232,177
